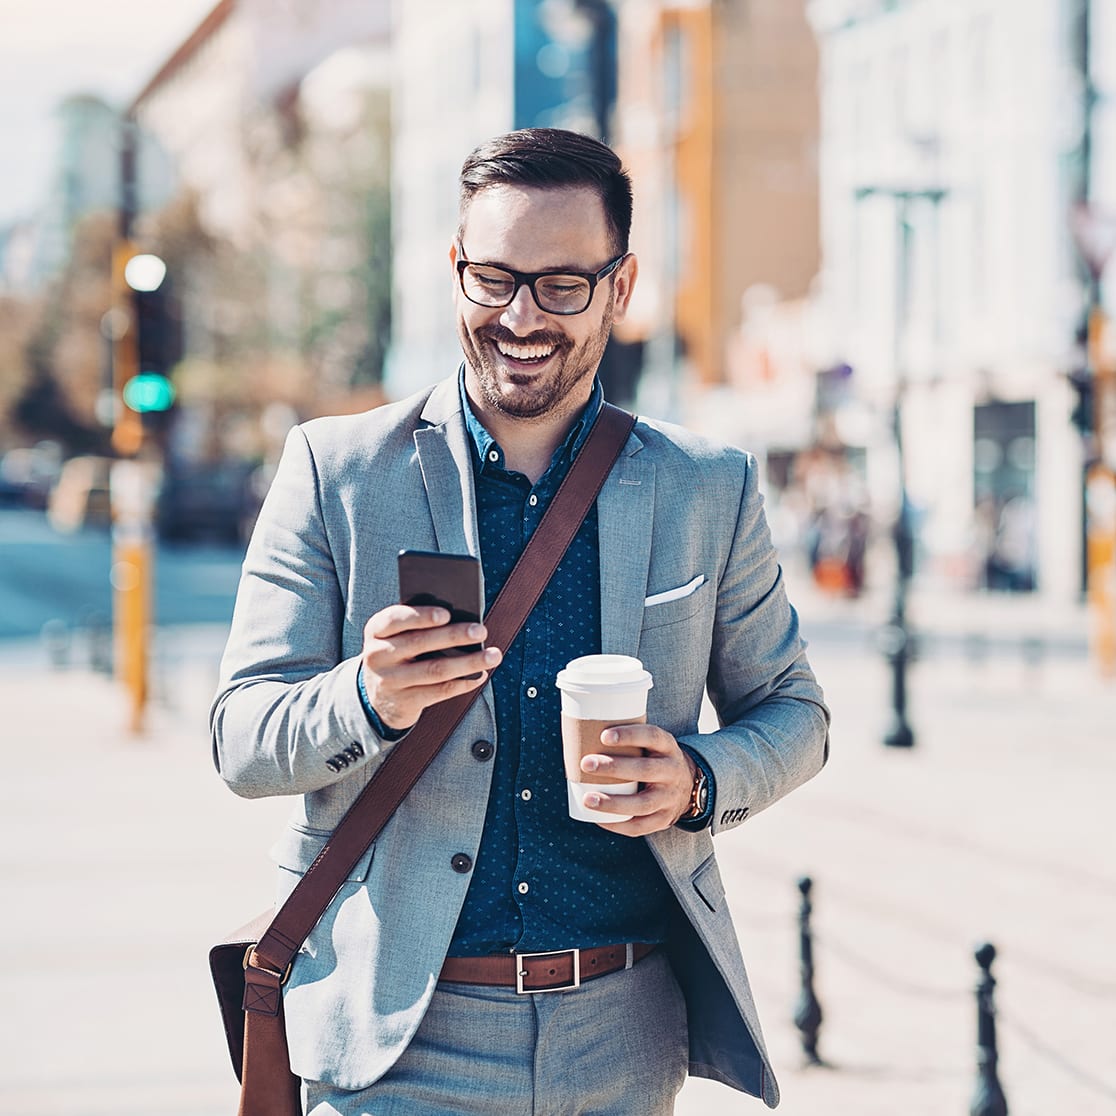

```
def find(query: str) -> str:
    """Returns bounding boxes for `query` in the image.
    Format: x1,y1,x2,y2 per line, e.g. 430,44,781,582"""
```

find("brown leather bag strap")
249,402,635,978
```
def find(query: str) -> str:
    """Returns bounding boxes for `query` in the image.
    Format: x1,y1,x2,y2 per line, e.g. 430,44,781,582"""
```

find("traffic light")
122,255,179,430
134,286,173,376
123,371,175,413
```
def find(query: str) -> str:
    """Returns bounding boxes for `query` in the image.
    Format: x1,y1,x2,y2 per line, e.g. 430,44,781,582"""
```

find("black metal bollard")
793,876,824,1065
970,943,1008,1116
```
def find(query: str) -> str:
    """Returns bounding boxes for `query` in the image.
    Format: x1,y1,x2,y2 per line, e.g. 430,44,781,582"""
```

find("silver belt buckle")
515,948,581,994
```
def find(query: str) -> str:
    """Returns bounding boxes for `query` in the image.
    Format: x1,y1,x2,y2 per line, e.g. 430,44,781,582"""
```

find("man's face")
451,184,636,424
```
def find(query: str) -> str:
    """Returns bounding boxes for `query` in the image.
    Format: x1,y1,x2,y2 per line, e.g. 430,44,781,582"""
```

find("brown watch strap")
681,765,708,821
248,402,637,981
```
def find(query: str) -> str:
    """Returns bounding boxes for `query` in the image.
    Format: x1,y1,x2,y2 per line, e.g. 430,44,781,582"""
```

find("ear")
449,240,459,271
610,253,639,324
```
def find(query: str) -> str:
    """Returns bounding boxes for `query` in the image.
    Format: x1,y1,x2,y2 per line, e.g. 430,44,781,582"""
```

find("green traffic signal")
123,372,176,413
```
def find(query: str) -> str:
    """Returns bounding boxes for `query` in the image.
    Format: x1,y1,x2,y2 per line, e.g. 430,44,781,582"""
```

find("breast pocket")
270,824,376,889
641,574,709,631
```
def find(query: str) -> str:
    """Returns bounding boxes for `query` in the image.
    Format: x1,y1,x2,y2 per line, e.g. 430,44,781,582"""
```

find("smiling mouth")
494,339,559,365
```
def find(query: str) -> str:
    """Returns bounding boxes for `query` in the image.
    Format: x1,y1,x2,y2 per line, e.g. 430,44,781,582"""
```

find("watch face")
695,779,708,812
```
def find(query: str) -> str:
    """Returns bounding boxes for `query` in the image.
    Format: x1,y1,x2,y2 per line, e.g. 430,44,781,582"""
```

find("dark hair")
458,128,633,254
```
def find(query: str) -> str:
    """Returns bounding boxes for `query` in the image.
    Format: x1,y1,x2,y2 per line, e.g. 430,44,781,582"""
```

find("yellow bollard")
112,537,150,734
110,459,160,734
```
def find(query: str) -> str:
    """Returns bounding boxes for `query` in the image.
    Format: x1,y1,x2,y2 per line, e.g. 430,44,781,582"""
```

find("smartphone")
397,550,484,663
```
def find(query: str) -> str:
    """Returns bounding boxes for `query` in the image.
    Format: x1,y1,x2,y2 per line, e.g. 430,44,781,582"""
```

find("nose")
501,280,547,334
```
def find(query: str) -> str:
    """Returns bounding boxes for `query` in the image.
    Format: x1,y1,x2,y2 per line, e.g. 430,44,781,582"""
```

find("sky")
0,0,217,227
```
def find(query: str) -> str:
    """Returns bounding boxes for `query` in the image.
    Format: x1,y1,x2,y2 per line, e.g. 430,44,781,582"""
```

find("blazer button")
451,853,473,873
471,739,494,761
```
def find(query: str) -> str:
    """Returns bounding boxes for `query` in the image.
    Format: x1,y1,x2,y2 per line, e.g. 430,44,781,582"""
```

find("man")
212,128,829,1115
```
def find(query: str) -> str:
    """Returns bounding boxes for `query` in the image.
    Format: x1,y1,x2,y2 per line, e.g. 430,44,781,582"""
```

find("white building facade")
387,0,516,400
808,0,1115,602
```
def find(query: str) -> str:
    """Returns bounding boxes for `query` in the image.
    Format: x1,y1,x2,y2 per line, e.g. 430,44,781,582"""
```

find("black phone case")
397,550,483,659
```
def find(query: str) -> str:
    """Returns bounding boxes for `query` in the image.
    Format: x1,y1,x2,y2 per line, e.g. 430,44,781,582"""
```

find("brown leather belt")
440,943,657,994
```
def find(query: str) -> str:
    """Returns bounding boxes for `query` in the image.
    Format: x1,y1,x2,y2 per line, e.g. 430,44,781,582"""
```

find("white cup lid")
555,654,652,694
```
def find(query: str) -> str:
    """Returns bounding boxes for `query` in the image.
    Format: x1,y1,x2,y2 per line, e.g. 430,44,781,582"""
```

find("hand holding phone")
396,550,484,661
358,551,499,733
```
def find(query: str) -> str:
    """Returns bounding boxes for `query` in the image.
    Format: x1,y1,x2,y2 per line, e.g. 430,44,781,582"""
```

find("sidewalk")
784,561,1094,660
0,605,1112,1115
679,637,1115,1116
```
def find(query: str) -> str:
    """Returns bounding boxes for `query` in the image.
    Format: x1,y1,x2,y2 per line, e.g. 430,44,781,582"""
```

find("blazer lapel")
414,380,495,722
598,427,653,657
414,380,481,561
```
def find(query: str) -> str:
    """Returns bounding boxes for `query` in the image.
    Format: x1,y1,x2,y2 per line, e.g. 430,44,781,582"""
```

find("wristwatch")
681,765,709,821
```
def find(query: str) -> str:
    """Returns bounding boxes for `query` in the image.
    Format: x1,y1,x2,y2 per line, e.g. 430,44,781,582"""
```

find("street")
0,508,245,643
0,514,1113,1115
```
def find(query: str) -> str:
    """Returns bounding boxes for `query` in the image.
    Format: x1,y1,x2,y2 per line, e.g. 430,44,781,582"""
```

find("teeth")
496,340,556,361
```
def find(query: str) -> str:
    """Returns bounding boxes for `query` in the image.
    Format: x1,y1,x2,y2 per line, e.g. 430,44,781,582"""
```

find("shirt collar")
457,365,604,477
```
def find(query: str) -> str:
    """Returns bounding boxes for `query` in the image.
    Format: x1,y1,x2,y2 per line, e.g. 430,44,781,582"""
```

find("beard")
458,289,615,421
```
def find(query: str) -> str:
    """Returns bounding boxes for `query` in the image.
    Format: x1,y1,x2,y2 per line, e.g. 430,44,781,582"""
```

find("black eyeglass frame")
455,249,629,316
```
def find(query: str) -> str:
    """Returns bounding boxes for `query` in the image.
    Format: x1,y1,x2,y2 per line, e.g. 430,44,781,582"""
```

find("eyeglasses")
456,249,628,316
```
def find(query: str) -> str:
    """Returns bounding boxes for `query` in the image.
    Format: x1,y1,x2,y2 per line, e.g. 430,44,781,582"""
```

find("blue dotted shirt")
447,373,672,955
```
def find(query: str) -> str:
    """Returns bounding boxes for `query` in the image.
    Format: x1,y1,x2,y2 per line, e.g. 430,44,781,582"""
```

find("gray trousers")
305,950,689,1116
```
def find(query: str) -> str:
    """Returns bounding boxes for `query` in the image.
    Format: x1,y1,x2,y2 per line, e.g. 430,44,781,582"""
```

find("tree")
11,211,116,453
0,294,39,449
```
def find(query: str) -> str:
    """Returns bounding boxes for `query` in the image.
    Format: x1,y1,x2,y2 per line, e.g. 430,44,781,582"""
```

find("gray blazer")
211,376,829,1107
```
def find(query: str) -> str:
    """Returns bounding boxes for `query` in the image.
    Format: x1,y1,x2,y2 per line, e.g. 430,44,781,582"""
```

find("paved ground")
1,581,1113,1115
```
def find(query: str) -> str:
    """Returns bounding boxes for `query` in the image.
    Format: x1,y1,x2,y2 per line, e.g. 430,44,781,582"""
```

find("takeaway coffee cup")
555,654,654,823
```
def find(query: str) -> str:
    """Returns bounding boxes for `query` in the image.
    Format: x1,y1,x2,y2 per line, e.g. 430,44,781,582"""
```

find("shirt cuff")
675,744,715,832
356,665,411,742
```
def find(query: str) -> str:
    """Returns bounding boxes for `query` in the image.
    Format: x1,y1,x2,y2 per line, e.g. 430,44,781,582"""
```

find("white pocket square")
644,574,706,607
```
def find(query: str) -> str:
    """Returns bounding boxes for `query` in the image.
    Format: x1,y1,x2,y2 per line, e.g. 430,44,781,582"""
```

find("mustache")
477,324,571,351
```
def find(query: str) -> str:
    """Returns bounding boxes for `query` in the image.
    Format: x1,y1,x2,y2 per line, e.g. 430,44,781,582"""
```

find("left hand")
579,723,698,836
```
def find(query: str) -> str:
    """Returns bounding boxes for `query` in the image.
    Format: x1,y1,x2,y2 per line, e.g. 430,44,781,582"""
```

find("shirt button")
517,881,530,894
487,450,499,463
526,685,538,699
520,788,532,801
471,739,494,761
528,494,538,507
451,853,473,873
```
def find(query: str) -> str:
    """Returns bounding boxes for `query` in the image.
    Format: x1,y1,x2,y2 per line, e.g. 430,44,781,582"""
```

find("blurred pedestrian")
211,128,829,1115
983,492,1036,592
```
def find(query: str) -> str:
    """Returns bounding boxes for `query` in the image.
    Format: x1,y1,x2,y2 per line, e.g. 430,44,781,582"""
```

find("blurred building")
388,0,620,399
30,96,120,284
611,0,821,446
0,219,37,294
126,0,393,463
129,1,253,246
130,0,390,242
0,94,170,291
806,0,1116,603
